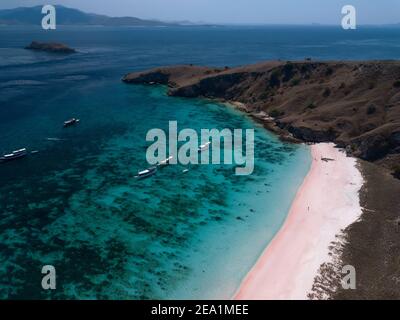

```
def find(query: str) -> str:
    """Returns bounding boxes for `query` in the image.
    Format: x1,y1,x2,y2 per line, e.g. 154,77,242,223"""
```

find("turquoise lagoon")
2,25,396,299
0,80,311,299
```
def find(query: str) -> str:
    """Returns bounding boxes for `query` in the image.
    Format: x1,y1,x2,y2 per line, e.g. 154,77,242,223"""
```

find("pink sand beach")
235,143,363,300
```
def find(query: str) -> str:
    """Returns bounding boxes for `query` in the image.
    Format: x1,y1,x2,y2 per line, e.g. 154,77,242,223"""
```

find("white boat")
64,118,80,127
198,142,211,152
158,156,173,167
135,166,157,180
0,148,28,162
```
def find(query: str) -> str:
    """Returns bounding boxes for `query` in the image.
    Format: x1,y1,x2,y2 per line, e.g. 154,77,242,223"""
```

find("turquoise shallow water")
0,80,311,299
1,25,398,299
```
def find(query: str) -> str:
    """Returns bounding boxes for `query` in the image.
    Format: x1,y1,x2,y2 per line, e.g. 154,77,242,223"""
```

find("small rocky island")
25,41,76,54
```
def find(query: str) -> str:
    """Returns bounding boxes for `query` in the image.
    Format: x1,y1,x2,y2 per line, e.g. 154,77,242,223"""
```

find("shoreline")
221,100,301,143
234,143,364,300
122,61,400,177
122,67,399,298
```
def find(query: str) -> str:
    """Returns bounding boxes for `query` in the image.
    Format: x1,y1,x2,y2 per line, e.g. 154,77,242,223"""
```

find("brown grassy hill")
122,61,400,177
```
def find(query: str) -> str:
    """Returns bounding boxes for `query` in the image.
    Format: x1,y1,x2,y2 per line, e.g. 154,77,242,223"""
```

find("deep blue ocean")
0,25,399,299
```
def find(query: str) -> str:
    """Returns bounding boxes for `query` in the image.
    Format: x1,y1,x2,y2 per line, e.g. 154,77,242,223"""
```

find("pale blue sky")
1,0,399,25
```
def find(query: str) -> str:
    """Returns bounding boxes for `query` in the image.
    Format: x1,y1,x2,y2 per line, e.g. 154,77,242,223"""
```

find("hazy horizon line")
1,4,399,27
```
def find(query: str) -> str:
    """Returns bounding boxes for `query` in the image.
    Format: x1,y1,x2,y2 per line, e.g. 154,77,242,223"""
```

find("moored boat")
158,156,173,167
63,118,80,127
135,166,157,180
0,148,28,162
198,142,211,152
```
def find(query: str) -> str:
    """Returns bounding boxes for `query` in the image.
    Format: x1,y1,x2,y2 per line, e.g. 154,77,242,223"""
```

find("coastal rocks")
169,72,247,99
393,166,400,179
25,41,76,54
351,126,400,161
390,131,400,149
122,70,170,85
355,134,391,160
196,73,247,98
170,84,201,97
122,65,218,87
285,125,337,143
122,61,400,172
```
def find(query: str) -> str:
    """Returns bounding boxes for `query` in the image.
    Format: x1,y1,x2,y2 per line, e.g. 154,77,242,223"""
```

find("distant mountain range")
0,5,183,26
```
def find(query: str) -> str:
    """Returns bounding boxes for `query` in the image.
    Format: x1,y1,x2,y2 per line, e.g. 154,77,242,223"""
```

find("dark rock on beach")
25,41,76,54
